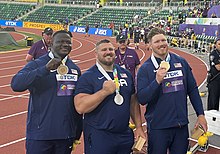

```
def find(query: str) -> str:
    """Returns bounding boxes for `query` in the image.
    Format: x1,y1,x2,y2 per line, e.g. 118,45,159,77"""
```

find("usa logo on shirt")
120,73,128,78
174,63,182,68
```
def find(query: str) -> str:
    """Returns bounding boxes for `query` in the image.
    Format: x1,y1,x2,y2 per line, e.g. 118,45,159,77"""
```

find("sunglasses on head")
118,40,126,44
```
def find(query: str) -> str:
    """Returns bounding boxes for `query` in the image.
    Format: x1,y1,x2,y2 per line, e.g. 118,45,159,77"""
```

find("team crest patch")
174,63,182,68
71,69,78,74
120,73,128,78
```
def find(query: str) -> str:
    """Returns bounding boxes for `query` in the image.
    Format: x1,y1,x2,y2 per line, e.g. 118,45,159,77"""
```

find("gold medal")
160,61,170,71
57,64,69,75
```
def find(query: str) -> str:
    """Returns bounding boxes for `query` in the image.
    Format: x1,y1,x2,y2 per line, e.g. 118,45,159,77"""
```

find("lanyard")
96,62,120,94
42,39,48,51
151,53,170,69
118,52,127,65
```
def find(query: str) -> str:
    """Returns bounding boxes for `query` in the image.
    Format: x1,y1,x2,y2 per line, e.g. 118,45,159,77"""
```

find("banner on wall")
179,24,219,37
0,20,23,27
23,22,63,31
69,26,112,36
185,18,220,25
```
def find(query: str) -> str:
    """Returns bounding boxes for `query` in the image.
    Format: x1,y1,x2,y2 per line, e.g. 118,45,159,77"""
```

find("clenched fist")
102,80,116,95
46,58,62,71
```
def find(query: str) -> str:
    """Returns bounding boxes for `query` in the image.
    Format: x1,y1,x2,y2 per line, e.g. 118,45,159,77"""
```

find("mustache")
104,53,114,57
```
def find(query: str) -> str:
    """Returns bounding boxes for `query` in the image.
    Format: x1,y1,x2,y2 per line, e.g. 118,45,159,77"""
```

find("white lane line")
0,84,10,88
0,93,29,98
0,137,26,148
0,65,23,71
0,74,14,79
0,59,25,65
0,93,29,101
0,53,26,59
0,111,27,120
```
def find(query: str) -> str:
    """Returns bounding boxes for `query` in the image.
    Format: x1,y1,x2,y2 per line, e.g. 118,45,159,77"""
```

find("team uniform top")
11,53,82,140
28,39,49,59
75,64,135,133
137,53,204,129
115,48,140,80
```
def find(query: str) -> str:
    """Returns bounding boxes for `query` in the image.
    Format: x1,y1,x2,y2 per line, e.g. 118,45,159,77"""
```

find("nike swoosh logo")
98,76,104,80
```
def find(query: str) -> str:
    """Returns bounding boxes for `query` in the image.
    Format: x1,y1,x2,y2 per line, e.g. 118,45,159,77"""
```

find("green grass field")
0,31,41,51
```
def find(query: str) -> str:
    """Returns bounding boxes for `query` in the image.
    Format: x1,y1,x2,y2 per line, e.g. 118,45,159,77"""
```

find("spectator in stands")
115,34,140,80
11,30,82,154
25,27,53,62
137,27,207,154
207,38,220,110
74,39,145,154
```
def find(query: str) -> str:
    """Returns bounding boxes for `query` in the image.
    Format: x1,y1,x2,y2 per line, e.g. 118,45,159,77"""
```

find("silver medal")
114,93,124,105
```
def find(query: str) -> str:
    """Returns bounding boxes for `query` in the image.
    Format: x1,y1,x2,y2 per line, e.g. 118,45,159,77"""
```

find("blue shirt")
75,64,135,133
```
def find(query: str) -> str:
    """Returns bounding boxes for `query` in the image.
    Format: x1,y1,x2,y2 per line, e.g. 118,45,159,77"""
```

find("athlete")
74,39,146,154
137,27,207,154
11,30,82,154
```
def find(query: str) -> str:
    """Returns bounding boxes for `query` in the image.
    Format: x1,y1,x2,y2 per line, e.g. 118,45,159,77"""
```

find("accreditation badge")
56,74,77,96
162,70,185,93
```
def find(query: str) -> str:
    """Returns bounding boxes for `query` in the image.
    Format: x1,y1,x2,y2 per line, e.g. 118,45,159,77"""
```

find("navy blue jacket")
137,53,204,129
11,54,82,140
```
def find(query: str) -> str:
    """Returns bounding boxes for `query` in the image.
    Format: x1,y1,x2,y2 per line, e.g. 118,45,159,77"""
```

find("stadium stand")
0,2,36,20
77,8,148,29
22,5,95,24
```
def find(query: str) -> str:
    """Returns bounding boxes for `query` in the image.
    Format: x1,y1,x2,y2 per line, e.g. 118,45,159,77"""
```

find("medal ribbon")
113,66,120,94
151,53,170,69
96,62,120,94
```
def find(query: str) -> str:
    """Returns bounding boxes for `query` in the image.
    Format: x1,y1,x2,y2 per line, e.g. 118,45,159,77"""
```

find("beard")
98,53,115,66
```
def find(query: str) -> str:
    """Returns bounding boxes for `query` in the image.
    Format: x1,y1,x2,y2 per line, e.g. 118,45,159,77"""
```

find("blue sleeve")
75,72,93,95
184,60,204,116
11,61,50,92
137,64,160,105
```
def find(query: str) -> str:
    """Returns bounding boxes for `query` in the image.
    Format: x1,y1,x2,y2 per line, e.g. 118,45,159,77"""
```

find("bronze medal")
57,64,69,75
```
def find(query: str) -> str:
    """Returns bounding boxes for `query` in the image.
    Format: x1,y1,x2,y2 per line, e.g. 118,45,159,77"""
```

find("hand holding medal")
160,61,170,71
46,57,62,71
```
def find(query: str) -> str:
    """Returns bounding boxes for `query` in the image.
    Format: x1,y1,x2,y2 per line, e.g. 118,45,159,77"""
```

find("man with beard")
25,27,53,62
115,34,140,80
74,39,145,154
136,27,207,154
11,30,82,154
